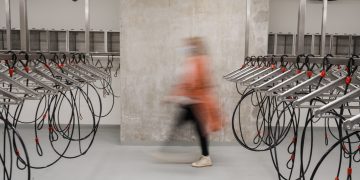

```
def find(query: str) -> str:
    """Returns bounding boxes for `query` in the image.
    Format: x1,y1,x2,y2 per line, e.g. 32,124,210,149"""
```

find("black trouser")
172,104,209,156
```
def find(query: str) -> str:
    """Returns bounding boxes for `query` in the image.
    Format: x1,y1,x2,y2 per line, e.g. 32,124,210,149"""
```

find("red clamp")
241,64,246,68
9,68,14,77
345,66,349,72
348,168,352,175
320,70,326,78
48,126,54,133
44,64,50,69
335,176,339,180
296,69,302,74
345,76,352,85
281,67,287,73
290,153,295,161
271,64,276,70
43,113,47,120
35,137,40,144
15,149,20,156
306,71,313,78
24,66,30,73
292,137,297,143
57,63,64,69
342,144,348,151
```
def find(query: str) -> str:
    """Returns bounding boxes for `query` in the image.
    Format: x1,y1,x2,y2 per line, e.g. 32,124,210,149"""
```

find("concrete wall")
270,0,360,34
119,0,269,143
0,0,120,31
0,0,269,142
249,0,269,55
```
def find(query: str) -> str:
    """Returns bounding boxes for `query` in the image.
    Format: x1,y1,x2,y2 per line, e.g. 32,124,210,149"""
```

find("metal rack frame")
268,32,360,57
0,28,120,53
2,0,120,54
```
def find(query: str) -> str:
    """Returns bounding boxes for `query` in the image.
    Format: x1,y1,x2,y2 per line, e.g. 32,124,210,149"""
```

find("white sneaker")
191,156,212,167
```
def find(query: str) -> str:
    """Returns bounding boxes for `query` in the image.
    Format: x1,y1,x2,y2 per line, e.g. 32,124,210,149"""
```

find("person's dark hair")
186,37,207,56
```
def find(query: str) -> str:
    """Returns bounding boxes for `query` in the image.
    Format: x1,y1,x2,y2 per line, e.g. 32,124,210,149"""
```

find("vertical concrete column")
19,0,29,51
85,0,90,54
119,0,270,144
248,0,270,56
5,0,11,50
297,0,306,55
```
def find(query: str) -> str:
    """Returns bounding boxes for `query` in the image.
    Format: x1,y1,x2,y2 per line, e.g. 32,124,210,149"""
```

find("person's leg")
164,105,191,146
187,105,212,167
154,105,203,162
186,105,209,156
195,120,209,156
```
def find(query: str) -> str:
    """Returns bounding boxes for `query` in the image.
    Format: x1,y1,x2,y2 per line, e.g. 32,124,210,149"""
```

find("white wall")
270,0,360,34
0,0,120,31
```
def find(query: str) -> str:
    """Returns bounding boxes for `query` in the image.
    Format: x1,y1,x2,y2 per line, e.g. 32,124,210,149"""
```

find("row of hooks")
225,55,360,179
0,51,117,180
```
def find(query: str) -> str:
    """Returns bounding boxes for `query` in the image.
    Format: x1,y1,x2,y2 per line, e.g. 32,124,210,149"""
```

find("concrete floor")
2,126,360,180
28,143,275,180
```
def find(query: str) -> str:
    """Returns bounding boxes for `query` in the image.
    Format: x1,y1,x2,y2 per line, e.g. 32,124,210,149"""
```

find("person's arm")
165,58,199,104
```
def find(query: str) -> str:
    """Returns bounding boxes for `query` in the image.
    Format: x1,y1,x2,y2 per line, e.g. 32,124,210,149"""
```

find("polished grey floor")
2,126,360,180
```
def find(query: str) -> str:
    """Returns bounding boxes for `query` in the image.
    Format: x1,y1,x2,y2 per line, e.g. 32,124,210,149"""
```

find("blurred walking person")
164,37,223,168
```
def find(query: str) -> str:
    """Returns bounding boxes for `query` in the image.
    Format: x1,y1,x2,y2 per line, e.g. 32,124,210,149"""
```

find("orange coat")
172,55,223,134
